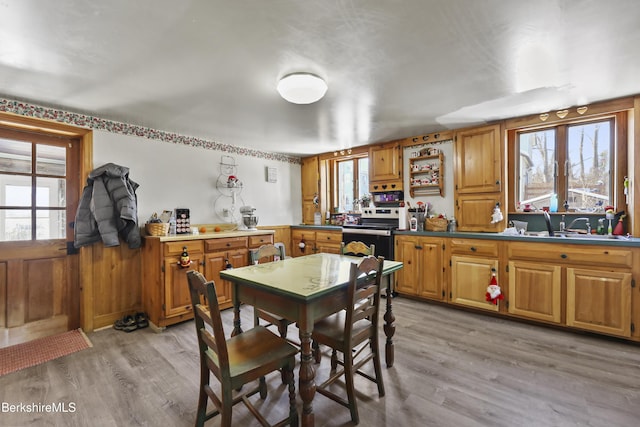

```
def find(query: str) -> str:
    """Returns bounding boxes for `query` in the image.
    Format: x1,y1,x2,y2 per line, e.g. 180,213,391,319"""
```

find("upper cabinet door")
301,155,319,200
369,141,402,182
454,124,502,194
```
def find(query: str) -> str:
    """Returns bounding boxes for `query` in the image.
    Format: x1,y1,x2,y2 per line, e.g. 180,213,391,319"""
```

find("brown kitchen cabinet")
394,235,446,300
369,140,403,192
507,260,562,323
204,236,251,310
291,228,342,257
567,268,632,337
301,155,320,224
142,231,273,329
142,239,204,328
507,241,634,338
449,238,501,312
453,124,505,231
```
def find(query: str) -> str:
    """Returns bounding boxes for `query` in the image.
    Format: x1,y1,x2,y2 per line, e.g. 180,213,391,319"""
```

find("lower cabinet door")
566,268,632,337
508,261,561,323
204,248,248,309
451,255,499,311
163,255,203,318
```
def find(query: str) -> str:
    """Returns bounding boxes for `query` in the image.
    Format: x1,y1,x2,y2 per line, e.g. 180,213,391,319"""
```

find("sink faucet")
566,217,591,234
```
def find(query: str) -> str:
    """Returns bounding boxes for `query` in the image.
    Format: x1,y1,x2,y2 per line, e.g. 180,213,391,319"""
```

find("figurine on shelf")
179,246,191,268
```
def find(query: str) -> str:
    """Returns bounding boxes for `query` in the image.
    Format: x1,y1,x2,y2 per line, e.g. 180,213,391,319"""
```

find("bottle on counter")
448,216,457,232
409,216,418,232
550,194,558,212
559,215,566,232
169,215,176,235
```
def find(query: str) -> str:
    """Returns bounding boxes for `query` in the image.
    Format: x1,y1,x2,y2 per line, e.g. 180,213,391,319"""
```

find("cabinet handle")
226,243,230,247
391,184,396,188
185,305,192,311
470,247,477,252
415,245,422,250
382,184,388,189
495,180,500,185
561,254,567,259
373,185,379,190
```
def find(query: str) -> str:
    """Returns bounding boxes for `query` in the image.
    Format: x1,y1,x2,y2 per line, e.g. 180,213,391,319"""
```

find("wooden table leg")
299,329,316,427
383,276,396,368
231,290,243,337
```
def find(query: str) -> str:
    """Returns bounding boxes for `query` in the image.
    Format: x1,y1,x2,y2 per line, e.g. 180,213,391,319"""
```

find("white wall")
92,130,302,227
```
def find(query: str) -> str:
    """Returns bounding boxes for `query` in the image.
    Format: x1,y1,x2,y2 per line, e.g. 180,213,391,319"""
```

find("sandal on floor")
114,315,138,332
135,312,149,329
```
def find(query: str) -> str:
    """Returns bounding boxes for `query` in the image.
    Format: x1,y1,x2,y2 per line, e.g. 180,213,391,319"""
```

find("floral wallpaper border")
0,97,302,165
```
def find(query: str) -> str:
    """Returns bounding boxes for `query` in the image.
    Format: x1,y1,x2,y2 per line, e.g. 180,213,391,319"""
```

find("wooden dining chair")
311,256,385,425
249,244,296,343
186,270,298,427
340,241,375,257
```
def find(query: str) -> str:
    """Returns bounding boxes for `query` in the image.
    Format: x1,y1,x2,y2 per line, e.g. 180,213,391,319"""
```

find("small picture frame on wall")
266,167,277,183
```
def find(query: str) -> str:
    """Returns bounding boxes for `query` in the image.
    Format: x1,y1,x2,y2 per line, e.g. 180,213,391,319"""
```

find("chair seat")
225,326,299,379
313,312,372,350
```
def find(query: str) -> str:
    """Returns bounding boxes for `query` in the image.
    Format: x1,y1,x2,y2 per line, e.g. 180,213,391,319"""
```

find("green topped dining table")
220,252,403,427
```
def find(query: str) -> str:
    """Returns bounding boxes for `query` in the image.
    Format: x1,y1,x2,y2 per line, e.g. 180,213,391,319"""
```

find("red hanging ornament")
485,270,504,305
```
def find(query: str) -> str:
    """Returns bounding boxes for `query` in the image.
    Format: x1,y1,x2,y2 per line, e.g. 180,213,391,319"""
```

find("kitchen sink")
522,231,629,240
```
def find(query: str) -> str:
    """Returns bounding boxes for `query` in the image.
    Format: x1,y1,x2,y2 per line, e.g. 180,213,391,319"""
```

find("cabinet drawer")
450,238,499,257
205,237,248,252
292,229,316,241
508,242,633,268
164,241,203,256
248,234,274,248
316,231,342,244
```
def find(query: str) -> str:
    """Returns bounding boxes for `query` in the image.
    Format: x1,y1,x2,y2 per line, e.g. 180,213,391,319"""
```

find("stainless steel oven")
342,208,400,261
342,208,400,297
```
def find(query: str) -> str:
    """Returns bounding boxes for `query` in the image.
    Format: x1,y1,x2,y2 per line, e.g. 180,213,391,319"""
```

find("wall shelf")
409,152,443,197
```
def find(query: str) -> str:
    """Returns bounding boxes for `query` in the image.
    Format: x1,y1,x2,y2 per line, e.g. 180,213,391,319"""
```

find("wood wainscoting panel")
89,244,142,330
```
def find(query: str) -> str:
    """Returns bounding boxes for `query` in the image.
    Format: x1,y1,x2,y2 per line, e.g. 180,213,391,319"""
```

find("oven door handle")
342,228,392,236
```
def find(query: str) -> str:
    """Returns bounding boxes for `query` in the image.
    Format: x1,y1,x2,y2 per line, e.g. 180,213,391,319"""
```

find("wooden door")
454,124,502,194
394,236,419,295
566,268,632,337
450,255,499,311
508,261,561,323
417,238,445,300
369,141,401,182
163,253,203,318
204,248,248,309
0,130,81,347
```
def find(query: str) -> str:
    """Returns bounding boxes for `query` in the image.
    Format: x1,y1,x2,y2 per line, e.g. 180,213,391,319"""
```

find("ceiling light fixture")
277,73,327,104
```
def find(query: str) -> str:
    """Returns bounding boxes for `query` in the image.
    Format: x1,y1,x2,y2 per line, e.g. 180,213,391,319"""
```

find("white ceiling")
2,0,640,156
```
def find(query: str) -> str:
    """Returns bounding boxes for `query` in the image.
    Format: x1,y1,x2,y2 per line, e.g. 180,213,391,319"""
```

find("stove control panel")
361,208,400,219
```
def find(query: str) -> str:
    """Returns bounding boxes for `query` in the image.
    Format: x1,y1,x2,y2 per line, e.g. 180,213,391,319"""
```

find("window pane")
36,177,66,208
358,158,369,201
2,177,33,207
36,144,66,176
0,139,32,173
517,129,556,209
567,121,611,212
338,160,354,212
36,209,65,240
0,209,32,241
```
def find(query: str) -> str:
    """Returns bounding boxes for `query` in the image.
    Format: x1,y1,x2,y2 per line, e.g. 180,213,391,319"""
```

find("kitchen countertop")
394,230,640,247
144,229,275,242
291,224,342,231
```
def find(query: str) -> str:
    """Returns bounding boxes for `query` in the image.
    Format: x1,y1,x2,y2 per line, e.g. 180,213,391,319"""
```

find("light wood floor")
1,298,639,427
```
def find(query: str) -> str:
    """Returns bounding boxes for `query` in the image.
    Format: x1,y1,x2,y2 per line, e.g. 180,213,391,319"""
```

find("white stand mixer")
240,206,258,230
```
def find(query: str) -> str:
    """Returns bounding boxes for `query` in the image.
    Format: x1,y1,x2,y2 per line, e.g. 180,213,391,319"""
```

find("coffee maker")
240,206,258,230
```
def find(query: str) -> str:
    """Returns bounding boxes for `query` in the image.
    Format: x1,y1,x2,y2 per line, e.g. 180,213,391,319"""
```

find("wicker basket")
425,217,448,232
146,222,169,236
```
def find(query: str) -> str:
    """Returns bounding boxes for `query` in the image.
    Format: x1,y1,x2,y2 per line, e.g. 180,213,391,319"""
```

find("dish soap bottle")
559,215,566,232
549,194,558,212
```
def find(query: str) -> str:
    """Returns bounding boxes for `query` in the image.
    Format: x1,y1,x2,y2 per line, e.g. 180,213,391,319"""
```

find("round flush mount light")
277,73,328,104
